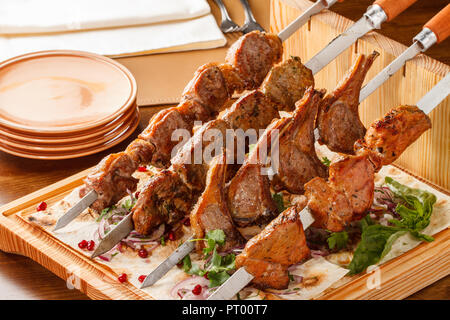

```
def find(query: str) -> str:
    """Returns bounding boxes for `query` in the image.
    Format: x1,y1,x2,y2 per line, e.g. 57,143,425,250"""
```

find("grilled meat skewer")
79,31,283,213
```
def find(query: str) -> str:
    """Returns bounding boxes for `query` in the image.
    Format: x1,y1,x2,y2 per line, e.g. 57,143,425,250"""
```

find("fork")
239,0,265,34
213,0,241,33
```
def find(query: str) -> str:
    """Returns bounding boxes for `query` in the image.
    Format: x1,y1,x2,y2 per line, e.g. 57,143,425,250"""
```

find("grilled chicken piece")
226,31,283,89
191,152,245,252
271,88,328,194
227,120,281,228
261,56,314,111
133,170,192,235
304,153,374,232
355,105,432,170
236,205,310,289
317,52,378,154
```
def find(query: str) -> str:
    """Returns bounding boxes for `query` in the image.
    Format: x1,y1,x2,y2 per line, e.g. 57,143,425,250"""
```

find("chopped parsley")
321,157,331,167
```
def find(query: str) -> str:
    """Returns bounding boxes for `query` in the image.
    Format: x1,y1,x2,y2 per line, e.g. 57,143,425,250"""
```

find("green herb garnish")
321,157,331,167
183,229,236,287
348,178,436,274
272,193,286,213
327,231,349,250
160,235,166,246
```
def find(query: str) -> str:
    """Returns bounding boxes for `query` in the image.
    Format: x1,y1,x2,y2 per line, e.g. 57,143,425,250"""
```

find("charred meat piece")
317,52,378,154
236,206,310,289
227,120,283,228
271,88,328,194
355,105,432,170
191,152,245,252
218,63,246,95
80,153,138,212
226,31,283,89
304,153,374,232
132,170,192,235
261,56,314,111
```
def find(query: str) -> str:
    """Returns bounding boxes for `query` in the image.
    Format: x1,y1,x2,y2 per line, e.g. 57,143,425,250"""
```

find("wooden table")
0,0,449,300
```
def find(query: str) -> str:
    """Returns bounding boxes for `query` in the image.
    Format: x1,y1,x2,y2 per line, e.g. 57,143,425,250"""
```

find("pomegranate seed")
78,240,88,249
192,284,202,295
36,201,47,211
135,191,140,199
86,240,95,251
176,262,183,268
167,231,175,241
138,249,148,258
137,166,147,172
183,218,191,226
118,273,127,283
138,275,146,283
204,272,209,279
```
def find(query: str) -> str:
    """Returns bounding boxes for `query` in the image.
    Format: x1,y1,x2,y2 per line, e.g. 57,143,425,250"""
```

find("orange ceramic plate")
0,105,138,145
0,109,139,152
0,50,137,134
0,111,140,160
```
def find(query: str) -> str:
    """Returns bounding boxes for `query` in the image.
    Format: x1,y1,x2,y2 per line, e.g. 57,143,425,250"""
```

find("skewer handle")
373,0,417,22
424,4,450,44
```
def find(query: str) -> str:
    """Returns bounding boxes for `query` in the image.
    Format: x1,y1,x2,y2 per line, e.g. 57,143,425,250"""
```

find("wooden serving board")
0,166,448,300
0,0,448,301
272,0,450,191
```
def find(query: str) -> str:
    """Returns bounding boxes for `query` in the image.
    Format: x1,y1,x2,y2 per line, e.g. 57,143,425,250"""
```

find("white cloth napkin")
0,0,211,34
0,1,226,61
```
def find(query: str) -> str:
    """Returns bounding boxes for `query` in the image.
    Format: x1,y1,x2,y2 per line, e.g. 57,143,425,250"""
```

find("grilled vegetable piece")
236,205,310,289
271,87,328,194
305,153,375,232
261,56,314,111
355,105,432,170
191,152,245,252
317,52,378,154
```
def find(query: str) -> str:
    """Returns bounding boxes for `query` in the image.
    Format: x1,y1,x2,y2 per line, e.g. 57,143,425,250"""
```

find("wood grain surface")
0,0,448,300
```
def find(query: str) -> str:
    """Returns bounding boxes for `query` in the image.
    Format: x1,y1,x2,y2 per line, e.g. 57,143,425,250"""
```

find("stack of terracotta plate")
0,50,139,160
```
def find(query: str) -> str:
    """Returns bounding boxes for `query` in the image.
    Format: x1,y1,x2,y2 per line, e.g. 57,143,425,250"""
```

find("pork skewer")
55,0,413,230
140,52,377,288
360,4,450,102
208,75,448,299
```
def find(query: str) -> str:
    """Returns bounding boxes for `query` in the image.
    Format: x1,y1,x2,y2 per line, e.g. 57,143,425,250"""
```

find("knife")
305,0,418,75
207,73,450,300
207,207,316,300
54,0,343,232
360,4,450,102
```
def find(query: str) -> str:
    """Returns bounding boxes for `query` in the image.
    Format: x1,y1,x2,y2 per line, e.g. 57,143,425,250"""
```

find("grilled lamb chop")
190,151,245,252
317,52,378,154
271,87,328,194
235,205,310,289
80,31,283,212
355,105,432,170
